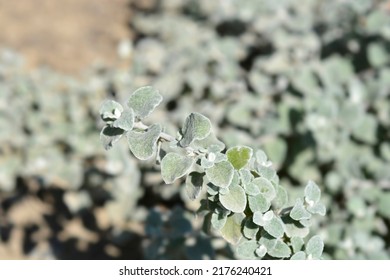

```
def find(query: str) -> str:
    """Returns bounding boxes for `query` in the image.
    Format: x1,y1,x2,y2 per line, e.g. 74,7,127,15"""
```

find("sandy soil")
0,0,131,74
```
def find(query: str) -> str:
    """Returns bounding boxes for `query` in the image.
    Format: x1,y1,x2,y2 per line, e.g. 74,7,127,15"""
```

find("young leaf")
220,213,245,245
161,152,194,184
185,171,204,200
219,184,247,213
100,100,123,121
290,198,312,221
227,146,253,170
179,113,211,147
305,235,324,259
127,86,163,119
236,240,259,260
100,126,124,150
112,108,135,131
205,160,234,188
126,124,161,160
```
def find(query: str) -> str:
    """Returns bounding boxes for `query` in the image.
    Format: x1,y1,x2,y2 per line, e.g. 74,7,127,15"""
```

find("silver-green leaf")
112,108,135,131
205,160,234,188
161,152,194,184
185,172,204,200
306,235,324,259
220,213,245,245
126,124,161,160
127,86,163,119
179,113,211,147
100,126,124,150
236,240,259,260
219,184,247,213
263,211,285,239
290,198,312,221
100,100,123,121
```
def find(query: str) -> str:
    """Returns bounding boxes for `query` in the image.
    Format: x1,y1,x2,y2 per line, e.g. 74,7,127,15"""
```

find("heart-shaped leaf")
161,152,194,184
227,146,253,170
179,113,211,147
127,86,163,119
126,124,161,160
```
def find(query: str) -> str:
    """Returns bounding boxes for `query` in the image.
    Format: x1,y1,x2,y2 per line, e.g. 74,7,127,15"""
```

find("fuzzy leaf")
179,113,211,147
236,240,259,260
185,172,204,200
243,218,259,239
205,160,234,188
219,184,247,213
290,251,306,260
100,126,124,150
304,181,321,205
239,169,253,186
211,211,228,231
259,233,277,251
161,153,194,184
227,146,253,170
252,177,276,201
248,193,270,213
253,211,266,226
257,165,276,181
306,235,324,259
244,182,261,196
272,185,288,210
220,213,245,245
263,212,285,239
290,198,312,221
291,237,304,253
307,202,326,216
126,124,161,160
127,86,163,119
112,108,134,131
100,100,123,121
255,245,267,258
268,240,291,258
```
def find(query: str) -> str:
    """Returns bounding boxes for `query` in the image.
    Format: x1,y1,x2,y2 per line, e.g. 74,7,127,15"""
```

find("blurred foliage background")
1,0,390,259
